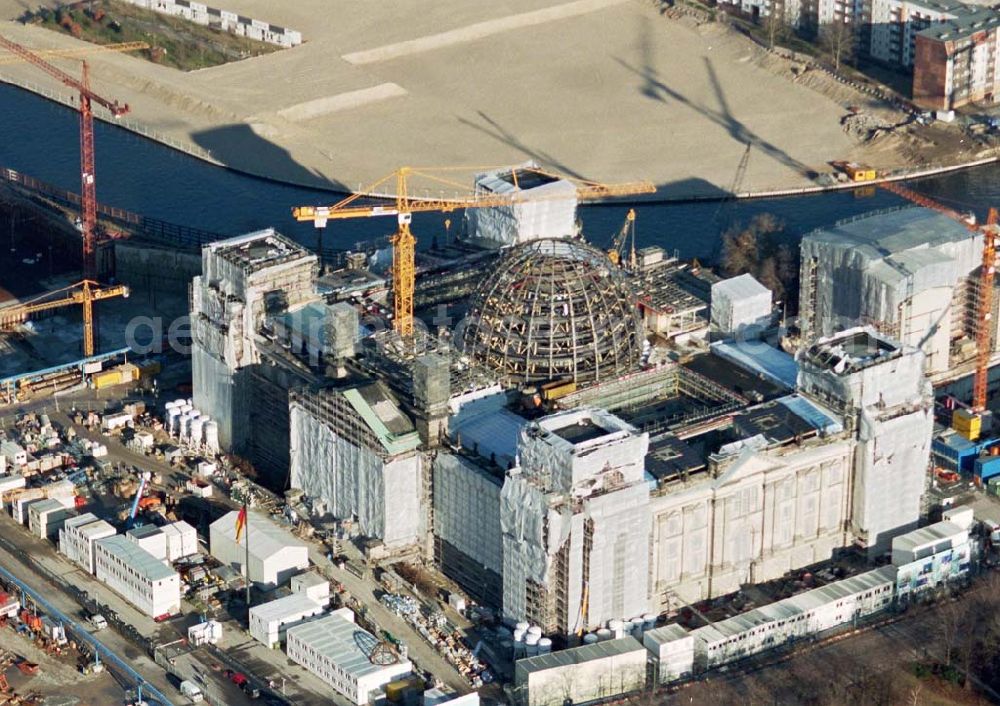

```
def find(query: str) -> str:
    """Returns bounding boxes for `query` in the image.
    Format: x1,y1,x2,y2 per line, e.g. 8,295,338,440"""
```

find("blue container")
974,454,1000,481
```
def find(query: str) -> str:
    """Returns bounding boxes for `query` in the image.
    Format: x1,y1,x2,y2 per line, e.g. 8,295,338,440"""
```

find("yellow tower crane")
293,166,656,337
0,280,129,357
606,208,637,269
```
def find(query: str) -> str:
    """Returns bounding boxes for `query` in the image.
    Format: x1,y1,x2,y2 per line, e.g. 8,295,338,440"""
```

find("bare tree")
936,599,963,668
762,0,794,49
818,19,855,71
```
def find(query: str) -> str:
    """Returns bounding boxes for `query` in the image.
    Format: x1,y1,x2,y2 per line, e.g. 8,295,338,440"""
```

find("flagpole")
244,500,251,611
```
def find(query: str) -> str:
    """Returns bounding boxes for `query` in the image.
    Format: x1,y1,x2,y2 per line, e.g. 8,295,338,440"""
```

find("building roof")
286,611,412,678
211,510,308,559
449,400,525,469
96,535,176,582
208,229,315,274
127,524,163,540
516,637,645,675
343,383,420,455
292,571,328,589
803,208,975,258
646,434,707,481
711,273,770,302
892,520,966,556
77,519,117,540
710,341,798,390
693,566,897,644
643,623,691,646
918,5,1000,41
29,498,66,515
249,592,323,623
64,513,100,530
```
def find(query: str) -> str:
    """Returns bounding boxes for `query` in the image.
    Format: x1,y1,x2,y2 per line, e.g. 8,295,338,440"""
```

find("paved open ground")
0,0,885,195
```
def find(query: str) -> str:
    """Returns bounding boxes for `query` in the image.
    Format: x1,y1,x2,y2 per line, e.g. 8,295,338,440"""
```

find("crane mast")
0,34,131,277
293,166,656,337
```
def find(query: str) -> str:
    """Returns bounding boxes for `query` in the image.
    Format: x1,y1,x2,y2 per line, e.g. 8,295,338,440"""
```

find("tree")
818,18,856,71
762,0,795,49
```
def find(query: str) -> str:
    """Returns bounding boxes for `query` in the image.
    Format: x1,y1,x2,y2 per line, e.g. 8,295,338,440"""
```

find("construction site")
4,8,1000,706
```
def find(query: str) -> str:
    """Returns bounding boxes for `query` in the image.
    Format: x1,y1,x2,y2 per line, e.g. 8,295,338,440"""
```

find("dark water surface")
1,82,997,260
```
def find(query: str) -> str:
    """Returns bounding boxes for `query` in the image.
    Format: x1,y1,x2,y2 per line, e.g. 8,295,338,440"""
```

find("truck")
179,680,204,703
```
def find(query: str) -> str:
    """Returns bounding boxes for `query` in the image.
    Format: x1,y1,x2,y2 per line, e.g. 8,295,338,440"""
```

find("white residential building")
94,535,181,618
286,609,412,705
249,593,325,648
209,510,309,587
60,514,116,574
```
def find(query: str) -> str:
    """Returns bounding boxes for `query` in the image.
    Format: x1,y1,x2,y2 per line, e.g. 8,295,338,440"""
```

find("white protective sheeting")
465,164,578,248
500,473,554,622
710,274,772,338
289,402,422,548
800,208,981,355
433,453,503,575
501,409,652,631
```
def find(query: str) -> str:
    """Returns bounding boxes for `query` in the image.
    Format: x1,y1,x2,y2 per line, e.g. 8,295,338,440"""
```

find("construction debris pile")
841,111,894,142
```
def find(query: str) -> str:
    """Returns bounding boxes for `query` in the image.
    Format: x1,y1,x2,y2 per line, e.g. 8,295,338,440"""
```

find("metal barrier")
0,561,176,706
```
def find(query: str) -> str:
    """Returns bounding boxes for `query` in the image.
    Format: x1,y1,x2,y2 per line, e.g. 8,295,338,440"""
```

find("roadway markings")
276,83,409,122
340,0,630,65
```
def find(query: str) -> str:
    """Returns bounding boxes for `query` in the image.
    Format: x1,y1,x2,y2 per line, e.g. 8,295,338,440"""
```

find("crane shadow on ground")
455,111,588,180
190,123,349,193
615,17,815,180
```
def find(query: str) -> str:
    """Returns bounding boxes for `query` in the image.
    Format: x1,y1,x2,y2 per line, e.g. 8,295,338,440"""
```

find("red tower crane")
881,181,1000,432
0,35,129,277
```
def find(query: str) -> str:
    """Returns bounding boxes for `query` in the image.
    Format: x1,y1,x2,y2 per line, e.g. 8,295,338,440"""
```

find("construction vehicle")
606,209,637,269
0,34,136,278
881,181,999,440
293,166,656,337
0,280,129,357
125,471,151,528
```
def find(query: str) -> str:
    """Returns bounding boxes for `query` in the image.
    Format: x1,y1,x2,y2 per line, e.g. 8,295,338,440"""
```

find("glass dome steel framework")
462,238,643,384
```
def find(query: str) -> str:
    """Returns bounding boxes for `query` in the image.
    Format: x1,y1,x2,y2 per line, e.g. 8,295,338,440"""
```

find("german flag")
235,505,248,543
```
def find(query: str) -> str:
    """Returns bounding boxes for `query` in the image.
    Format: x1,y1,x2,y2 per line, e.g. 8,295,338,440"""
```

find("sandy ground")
0,0,900,195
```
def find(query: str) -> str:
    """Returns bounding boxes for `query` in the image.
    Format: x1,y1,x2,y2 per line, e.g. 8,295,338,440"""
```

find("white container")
642,613,656,629
204,421,219,451
525,633,540,646
583,633,599,644
515,621,530,633
596,628,612,642
527,625,543,638
537,637,552,654
179,414,192,440
608,619,624,639
513,629,525,643
190,418,205,446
